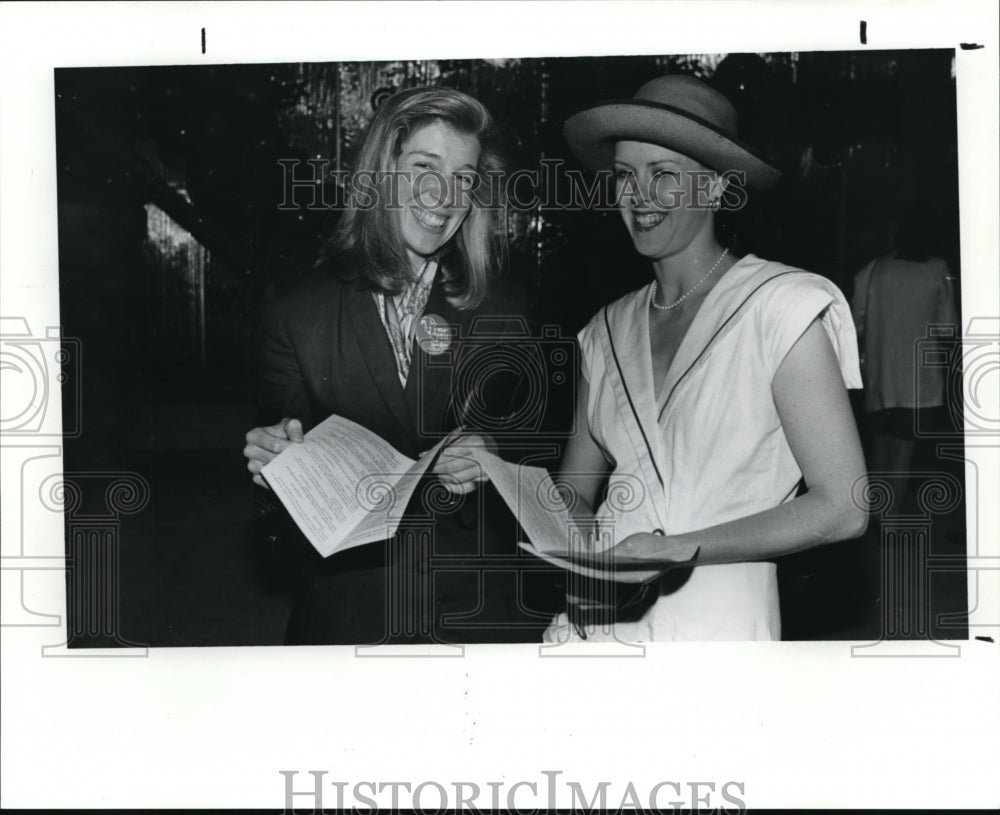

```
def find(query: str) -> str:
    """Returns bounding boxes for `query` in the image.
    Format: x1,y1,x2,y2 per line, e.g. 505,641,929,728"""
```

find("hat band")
576,96,773,166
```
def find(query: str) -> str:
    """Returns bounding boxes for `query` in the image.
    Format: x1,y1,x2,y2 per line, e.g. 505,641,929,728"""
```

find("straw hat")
564,74,780,191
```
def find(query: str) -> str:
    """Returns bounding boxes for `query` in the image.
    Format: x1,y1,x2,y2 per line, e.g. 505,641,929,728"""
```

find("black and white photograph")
1,1,998,811
52,48,968,648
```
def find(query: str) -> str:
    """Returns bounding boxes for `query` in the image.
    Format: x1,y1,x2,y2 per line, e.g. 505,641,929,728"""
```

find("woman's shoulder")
717,256,854,347
267,251,362,308
732,256,861,384
583,284,652,330
267,268,343,310
735,254,845,303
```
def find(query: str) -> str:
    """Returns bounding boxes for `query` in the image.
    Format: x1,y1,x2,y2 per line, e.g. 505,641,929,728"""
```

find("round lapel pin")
415,313,452,356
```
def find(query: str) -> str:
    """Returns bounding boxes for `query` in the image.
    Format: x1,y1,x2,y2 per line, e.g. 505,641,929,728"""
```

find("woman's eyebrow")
405,149,476,172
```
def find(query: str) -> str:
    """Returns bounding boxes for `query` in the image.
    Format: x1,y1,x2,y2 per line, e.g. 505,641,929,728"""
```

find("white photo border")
1,1,997,810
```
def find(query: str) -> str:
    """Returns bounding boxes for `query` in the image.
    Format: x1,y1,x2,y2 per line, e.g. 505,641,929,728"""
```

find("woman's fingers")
243,419,304,487
242,442,280,466
245,429,286,455
281,418,305,443
245,419,304,456
434,452,480,473
432,434,494,493
439,471,482,494
440,467,487,485
433,454,486,493
435,455,486,478
245,455,267,474
245,451,272,491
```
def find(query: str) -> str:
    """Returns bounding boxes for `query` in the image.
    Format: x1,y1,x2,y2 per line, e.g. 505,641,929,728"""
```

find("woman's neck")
650,237,731,308
406,256,424,280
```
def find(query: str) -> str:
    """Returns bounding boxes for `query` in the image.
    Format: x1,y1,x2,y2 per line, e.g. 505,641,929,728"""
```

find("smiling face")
394,119,481,274
613,140,719,262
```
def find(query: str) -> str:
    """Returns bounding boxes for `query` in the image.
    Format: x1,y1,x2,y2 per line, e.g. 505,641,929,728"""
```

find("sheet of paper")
262,414,441,557
265,421,695,574
335,465,437,551
468,448,580,551
518,540,700,584
463,448,700,583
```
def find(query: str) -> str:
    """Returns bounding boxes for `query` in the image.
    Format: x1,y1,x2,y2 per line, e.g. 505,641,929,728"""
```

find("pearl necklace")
650,248,729,311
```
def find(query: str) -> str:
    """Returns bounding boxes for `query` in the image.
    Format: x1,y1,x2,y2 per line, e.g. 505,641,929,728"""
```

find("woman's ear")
709,173,728,208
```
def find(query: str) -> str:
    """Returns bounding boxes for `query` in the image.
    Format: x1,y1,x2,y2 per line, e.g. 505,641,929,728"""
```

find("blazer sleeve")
252,283,317,526
257,283,313,428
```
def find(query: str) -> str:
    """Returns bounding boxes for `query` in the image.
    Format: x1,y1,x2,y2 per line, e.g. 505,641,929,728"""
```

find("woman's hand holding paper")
243,418,305,489
430,432,494,495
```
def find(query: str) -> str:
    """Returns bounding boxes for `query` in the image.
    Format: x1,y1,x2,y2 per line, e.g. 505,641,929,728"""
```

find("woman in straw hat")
547,75,868,641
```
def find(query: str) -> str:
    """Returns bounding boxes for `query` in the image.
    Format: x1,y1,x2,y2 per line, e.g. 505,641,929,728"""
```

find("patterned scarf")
373,259,438,385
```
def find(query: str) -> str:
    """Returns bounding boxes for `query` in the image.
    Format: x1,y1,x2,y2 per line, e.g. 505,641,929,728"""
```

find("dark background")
56,50,967,646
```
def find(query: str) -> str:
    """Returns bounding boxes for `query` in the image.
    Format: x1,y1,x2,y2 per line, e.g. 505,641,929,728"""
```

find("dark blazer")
257,259,553,644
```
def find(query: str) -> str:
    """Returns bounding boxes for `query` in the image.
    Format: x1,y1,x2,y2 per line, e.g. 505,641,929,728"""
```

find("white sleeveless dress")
544,254,862,642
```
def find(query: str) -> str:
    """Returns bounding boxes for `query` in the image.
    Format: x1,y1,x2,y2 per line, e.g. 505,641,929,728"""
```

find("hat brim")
564,99,781,192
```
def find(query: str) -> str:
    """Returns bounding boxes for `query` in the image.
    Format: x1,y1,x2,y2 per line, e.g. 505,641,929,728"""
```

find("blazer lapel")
406,280,463,432
344,282,415,444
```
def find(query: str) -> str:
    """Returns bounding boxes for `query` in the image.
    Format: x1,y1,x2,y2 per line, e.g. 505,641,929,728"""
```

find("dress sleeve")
759,273,863,389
